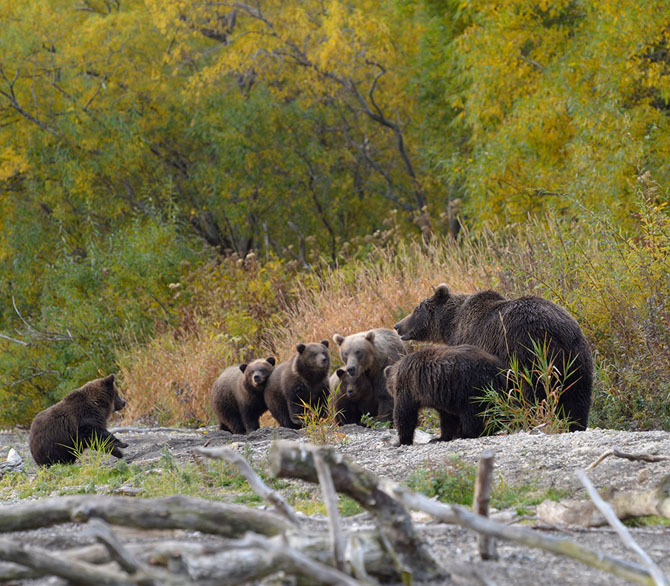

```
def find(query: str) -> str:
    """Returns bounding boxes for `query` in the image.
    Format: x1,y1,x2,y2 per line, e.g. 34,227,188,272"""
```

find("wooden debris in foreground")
473,448,497,560
586,448,670,471
537,474,670,527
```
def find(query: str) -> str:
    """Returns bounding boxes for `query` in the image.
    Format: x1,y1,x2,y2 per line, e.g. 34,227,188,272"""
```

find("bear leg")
394,393,419,446
430,411,461,442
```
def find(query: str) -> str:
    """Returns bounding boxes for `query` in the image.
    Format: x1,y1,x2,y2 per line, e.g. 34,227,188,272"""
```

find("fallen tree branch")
377,476,658,585
82,519,147,576
0,537,190,586
0,495,291,537
315,452,346,572
194,445,300,526
586,448,670,470
537,475,670,526
577,470,668,586
269,440,445,581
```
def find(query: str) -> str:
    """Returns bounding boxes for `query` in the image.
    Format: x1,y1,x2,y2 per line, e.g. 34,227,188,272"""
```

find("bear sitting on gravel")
329,368,378,425
394,284,593,431
332,328,406,422
264,341,331,429
210,357,276,434
29,374,128,466
384,345,506,446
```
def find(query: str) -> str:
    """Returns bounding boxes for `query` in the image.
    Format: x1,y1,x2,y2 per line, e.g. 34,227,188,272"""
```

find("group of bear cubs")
29,284,593,466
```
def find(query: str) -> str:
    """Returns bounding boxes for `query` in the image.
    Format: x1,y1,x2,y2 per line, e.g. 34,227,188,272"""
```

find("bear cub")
264,341,330,429
384,345,505,446
329,369,377,425
332,328,406,422
210,357,276,434
394,284,593,431
29,374,128,466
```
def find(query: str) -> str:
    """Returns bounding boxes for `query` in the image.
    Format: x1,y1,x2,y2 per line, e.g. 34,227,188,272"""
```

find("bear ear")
266,357,276,366
296,343,306,354
239,363,248,373
321,339,329,348
433,283,450,300
333,333,344,346
383,365,393,379
104,374,115,385
336,368,346,378
365,330,376,342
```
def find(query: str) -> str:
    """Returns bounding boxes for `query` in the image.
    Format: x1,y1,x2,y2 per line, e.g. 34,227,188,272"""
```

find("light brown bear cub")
29,374,127,466
329,368,377,425
332,328,406,422
210,357,276,434
264,341,330,429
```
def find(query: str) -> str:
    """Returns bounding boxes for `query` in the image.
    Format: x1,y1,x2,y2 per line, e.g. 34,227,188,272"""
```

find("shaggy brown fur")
264,341,330,428
210,357,275,434
332,328,406,422
29,374,127,466
394,284,593,431
384,345,505,446
329,369,378,425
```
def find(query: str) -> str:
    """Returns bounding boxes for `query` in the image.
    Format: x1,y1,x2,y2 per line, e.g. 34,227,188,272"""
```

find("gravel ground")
1,424,669,585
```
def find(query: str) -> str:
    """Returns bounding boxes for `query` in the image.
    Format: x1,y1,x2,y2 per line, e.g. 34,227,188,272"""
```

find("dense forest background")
1,0,668,429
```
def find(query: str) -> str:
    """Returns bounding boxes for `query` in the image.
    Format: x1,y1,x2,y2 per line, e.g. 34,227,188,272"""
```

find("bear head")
394,284,457,343
240,357,276,390
294,340,330,378
79,374,126,419
334,368,373,401
332,330,377,379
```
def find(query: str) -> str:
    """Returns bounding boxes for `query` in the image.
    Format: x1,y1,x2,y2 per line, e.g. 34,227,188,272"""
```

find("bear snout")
252,373,264,385
115,398,126,411
346,388,355,398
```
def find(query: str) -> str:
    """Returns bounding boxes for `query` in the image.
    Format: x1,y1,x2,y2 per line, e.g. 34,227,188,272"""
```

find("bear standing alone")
384,345,506,445
332,328,406,422
394,284,593,430
29,374,128,466
264,341,331,429
210,357,276,434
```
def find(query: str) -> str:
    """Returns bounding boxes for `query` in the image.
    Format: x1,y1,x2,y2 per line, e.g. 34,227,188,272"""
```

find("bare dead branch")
586,448,670,470
269,440,445,582
82,519,146,576
194,446,301,526
0,495,292,537
314,452,346,572
577,470,668,586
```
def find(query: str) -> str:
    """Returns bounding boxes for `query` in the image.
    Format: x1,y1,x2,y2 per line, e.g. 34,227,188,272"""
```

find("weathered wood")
378,476,659,586
586,448,670,471
577,470,668,586
194,445,300,526
473,449,497,560
0,494,291,537
315,451,346,572
537,474,670,527
0,537,191,586
83,519,147,576
269,439,445,581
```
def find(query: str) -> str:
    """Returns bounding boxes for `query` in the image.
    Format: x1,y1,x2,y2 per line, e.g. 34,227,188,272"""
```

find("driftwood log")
269,439,446,582
1,439,667,586
537,474,670,527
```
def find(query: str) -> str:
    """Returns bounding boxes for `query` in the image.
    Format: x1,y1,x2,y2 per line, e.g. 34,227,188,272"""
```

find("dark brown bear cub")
384,345,505,446
29,374,128,466
329,369,378,425
210,357,276,434
264,341,330,429
394,284,593,431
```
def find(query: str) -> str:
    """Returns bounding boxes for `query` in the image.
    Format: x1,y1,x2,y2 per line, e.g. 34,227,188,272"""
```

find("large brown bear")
264,341,330,429
29,374,128,466
210,357,276,434
332,328,406,422
394,284,593,431
384,345,506,445
329,368,377,425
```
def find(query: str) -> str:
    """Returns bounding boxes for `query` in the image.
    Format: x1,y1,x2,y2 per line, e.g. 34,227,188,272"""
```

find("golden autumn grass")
116,191,670,430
